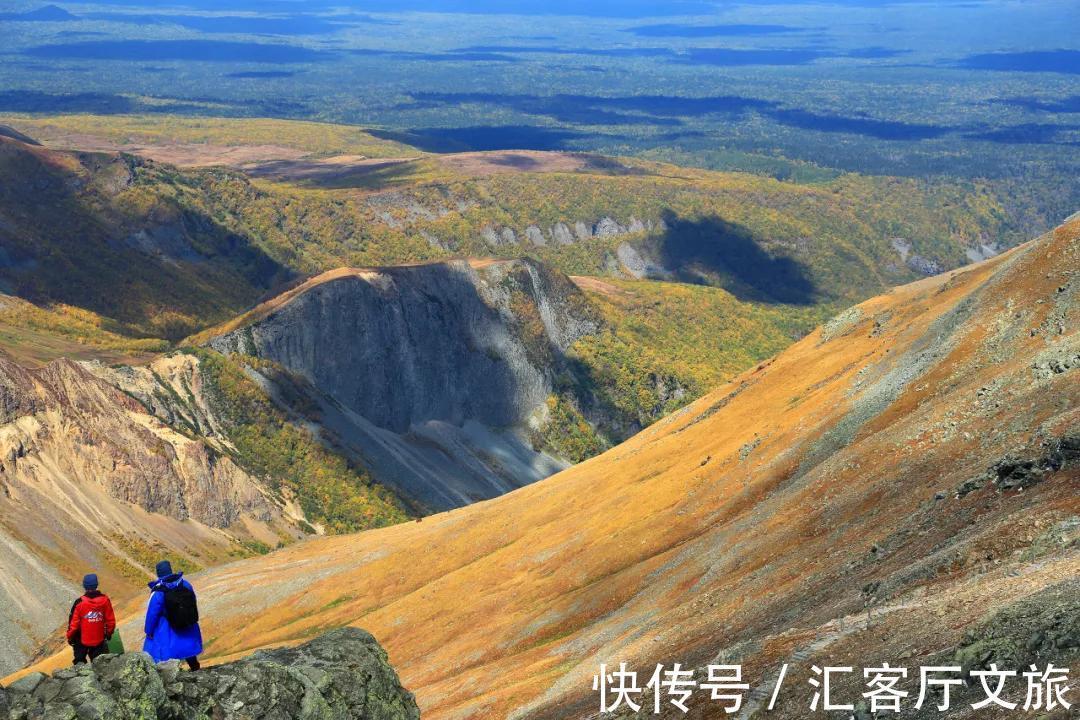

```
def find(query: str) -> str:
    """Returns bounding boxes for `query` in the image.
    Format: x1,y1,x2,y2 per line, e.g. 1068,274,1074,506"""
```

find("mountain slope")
23,217,1075,716
0,346,411,675
0,354,295,675
0,255,818,675
0,133,288,338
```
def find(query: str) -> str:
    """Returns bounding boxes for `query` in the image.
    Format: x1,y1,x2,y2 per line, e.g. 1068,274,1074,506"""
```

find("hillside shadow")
0,90,135,114
653,211,817,305
0,142,290,338
965,123,1079,146
994,95,1080,113
957,50,1080,75
368,125,583,152
766,107,950,140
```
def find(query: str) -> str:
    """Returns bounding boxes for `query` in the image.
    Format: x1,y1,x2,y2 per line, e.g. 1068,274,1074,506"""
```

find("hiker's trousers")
72,641,107,665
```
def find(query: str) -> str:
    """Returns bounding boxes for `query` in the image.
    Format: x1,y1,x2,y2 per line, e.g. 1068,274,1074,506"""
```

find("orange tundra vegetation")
17,218,1080,718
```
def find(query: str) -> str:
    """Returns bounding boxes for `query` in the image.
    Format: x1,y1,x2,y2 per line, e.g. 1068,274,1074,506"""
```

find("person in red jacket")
66,573,116,665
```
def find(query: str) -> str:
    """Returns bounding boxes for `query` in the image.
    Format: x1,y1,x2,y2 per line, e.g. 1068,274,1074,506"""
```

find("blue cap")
155,560,173,579
82,574,98,590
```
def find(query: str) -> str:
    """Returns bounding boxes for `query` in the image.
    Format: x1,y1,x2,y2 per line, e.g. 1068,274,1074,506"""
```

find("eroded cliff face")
206,258,601,510
0,354,298,676
97,353,235,445
0,356,281,531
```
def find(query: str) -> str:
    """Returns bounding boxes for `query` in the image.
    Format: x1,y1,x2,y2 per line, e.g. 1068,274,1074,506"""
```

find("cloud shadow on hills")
0,90,137,113
398,92,953,143
766,108,950,140
406,92,688,126
367,125,585,153
993,95,1080,113
624,23,803,38
649,211,818,305
965,123,1080,146
403,92,777,126
0,89,309,121
956,50,1080,75
24,39,331,63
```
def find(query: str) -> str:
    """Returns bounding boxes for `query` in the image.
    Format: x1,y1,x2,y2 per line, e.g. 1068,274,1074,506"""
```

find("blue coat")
142,573,203,662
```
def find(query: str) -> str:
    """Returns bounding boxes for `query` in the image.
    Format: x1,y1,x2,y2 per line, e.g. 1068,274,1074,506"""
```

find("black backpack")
162,585,199,630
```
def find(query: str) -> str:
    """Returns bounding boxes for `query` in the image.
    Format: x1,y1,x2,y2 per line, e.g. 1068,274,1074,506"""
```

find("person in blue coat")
143,560,203,670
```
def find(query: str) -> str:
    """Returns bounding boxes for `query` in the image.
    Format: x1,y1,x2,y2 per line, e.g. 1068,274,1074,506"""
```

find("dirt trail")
737,600,919,719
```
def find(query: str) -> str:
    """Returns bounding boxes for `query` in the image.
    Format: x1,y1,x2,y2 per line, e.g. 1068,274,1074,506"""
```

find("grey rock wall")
207,259,600,511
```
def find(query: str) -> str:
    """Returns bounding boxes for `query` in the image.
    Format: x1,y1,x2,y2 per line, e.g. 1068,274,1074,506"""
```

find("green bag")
106,631,125,655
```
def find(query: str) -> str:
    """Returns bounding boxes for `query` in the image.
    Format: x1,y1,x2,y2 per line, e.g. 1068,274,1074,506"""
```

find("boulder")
525,225,546,246
4,628,419,720
480,227,501,247
594,217,624,237
550,222,574,246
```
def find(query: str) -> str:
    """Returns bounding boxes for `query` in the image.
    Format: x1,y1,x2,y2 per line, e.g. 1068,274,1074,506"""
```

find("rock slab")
2,628,420,720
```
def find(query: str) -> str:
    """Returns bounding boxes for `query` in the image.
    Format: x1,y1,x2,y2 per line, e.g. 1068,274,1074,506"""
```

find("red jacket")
66,591,116,647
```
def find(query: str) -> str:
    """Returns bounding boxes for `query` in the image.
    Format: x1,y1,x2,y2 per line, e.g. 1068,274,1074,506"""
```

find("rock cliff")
206,258,601,510
2,628,419,720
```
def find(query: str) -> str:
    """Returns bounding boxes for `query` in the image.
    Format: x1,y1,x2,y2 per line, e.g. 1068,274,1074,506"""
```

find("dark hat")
82,573,98,590
155,560,174,579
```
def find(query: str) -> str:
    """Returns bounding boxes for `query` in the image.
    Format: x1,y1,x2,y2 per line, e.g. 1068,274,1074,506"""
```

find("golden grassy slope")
0,295,164,367
16,219,1079,717
0,114,420,160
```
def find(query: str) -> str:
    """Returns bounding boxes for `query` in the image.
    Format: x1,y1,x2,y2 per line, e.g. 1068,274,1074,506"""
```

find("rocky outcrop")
2,628,419,720
891,237,944,275
93,354,233,444
207,258,601,510
478,215,658,257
